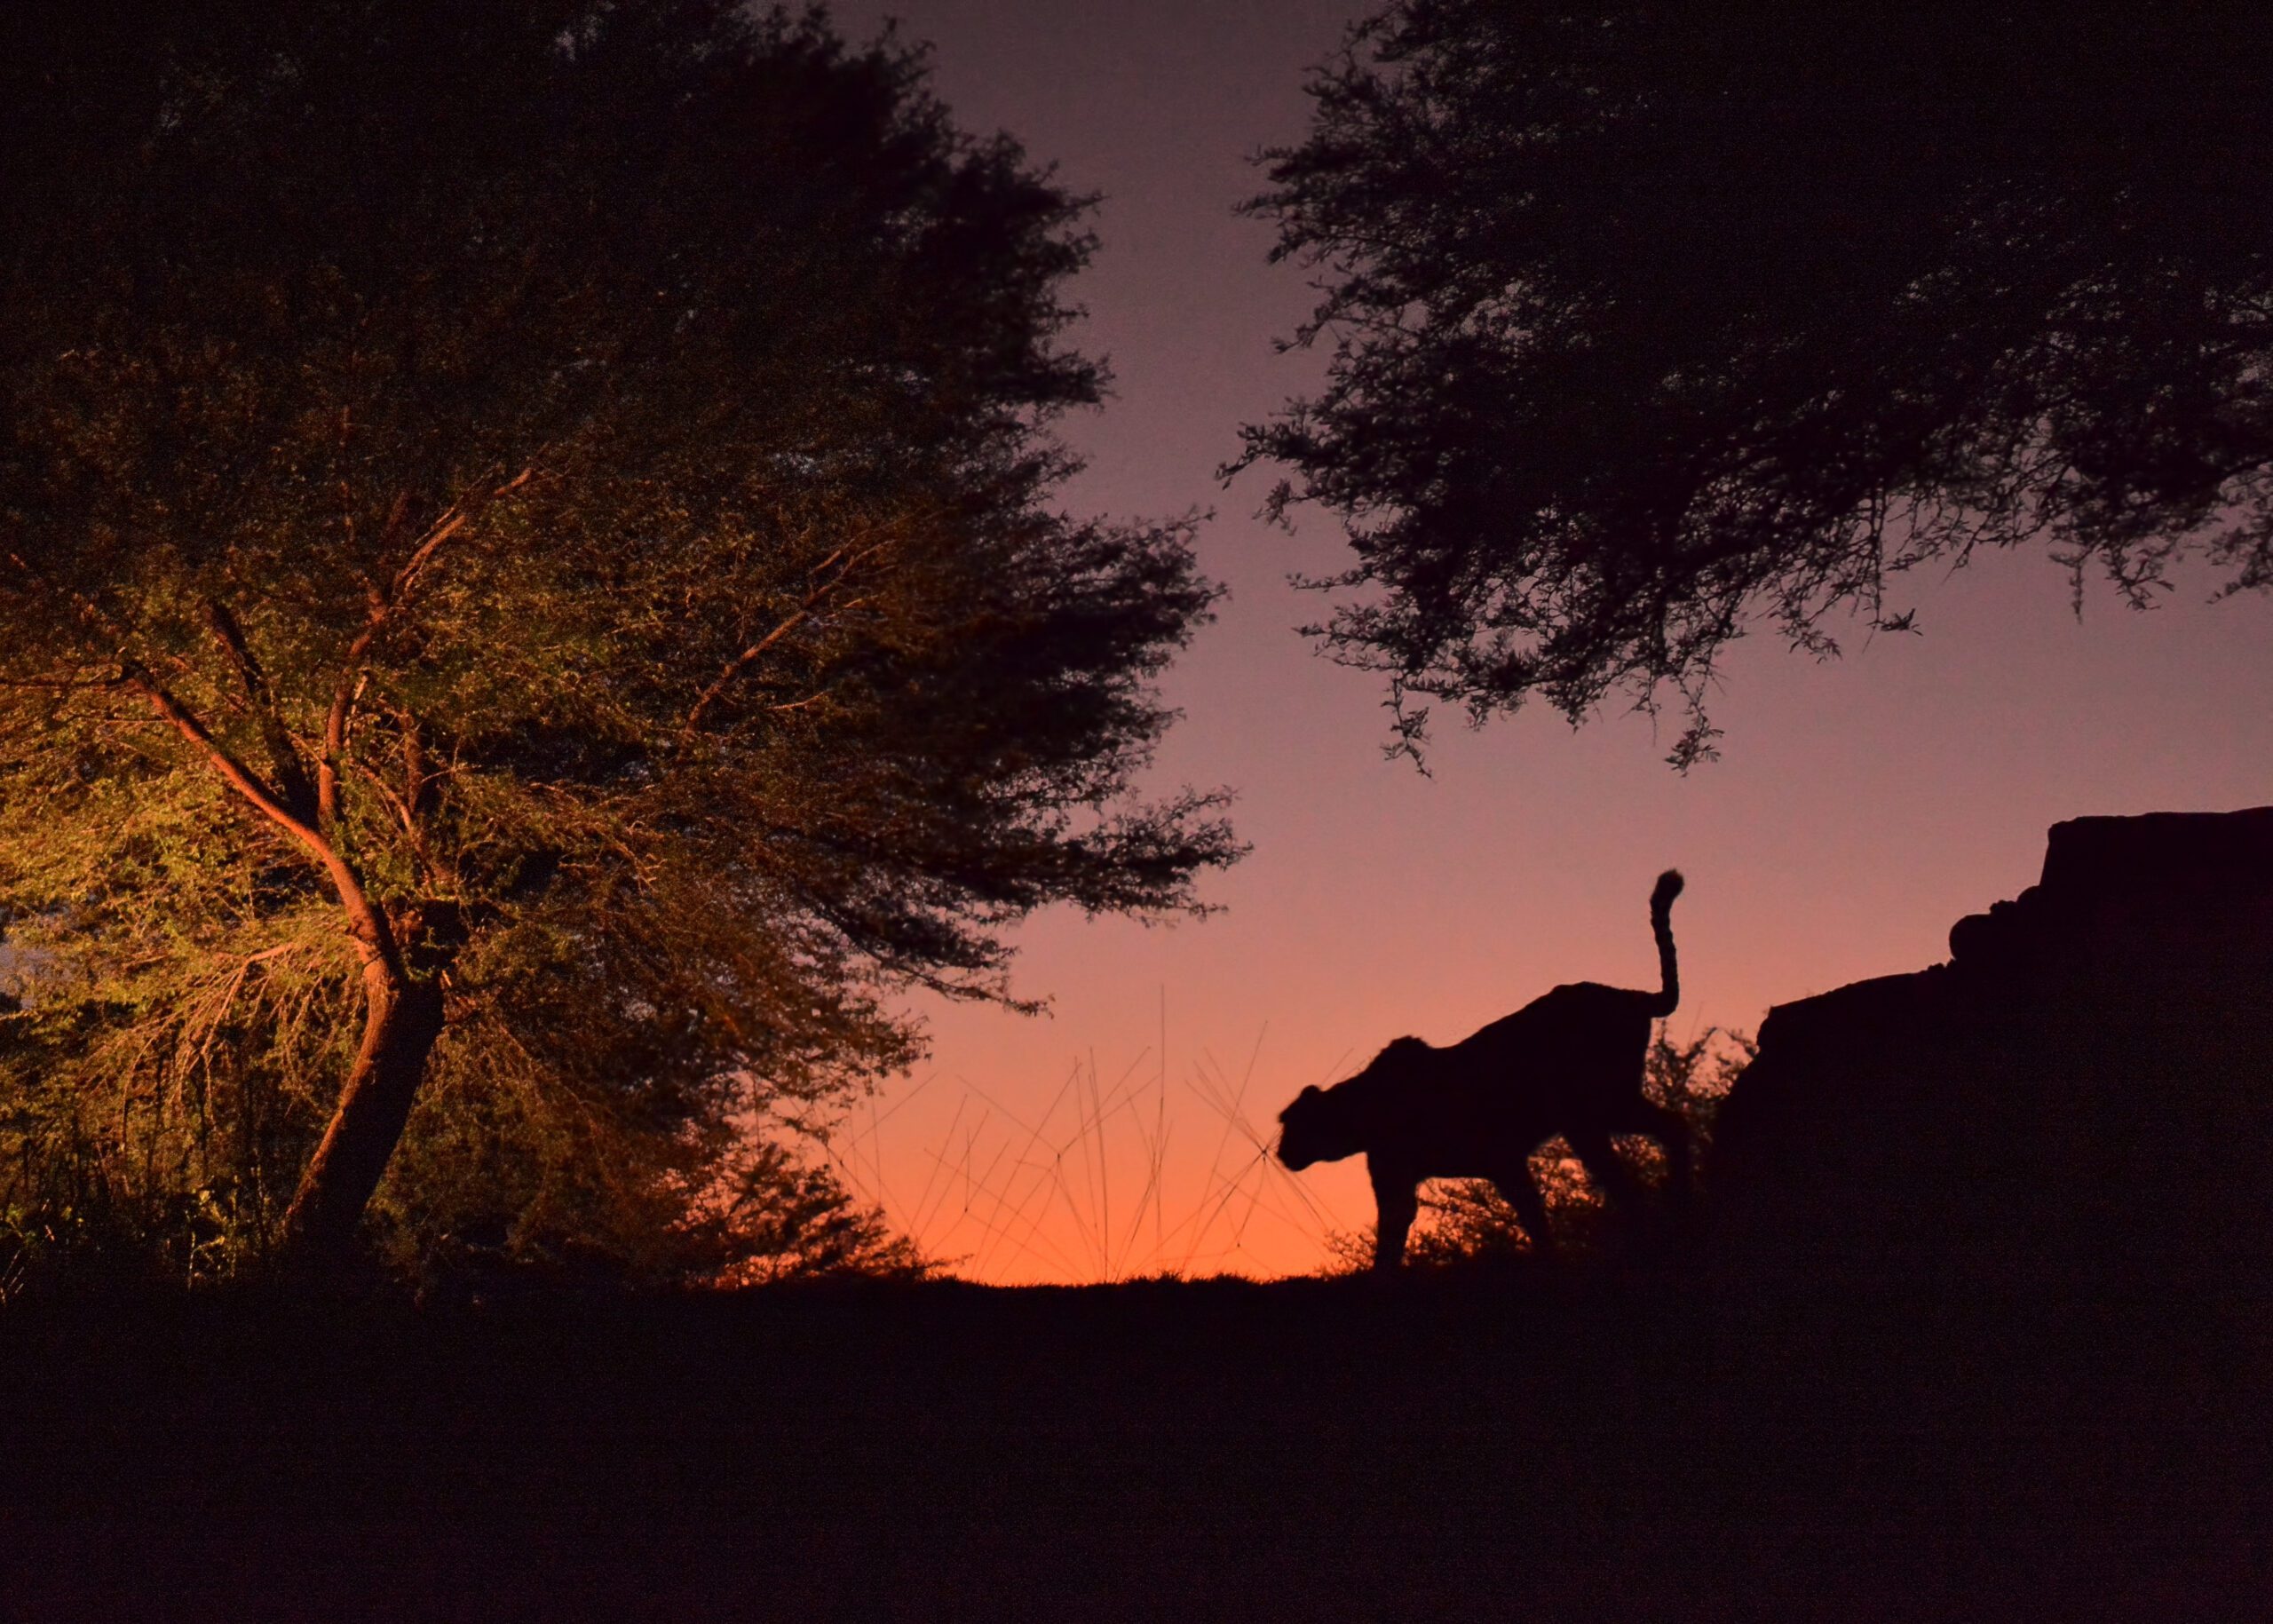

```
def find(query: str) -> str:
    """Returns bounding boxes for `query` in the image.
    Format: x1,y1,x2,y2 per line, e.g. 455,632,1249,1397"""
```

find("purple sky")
819,1,2273,1282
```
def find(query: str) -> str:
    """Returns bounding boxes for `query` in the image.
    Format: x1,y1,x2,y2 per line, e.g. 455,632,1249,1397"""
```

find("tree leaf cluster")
1241,1,2273,763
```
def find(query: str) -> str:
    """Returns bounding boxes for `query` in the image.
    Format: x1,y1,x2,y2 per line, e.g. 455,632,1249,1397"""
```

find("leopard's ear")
1298,1084,1322,1100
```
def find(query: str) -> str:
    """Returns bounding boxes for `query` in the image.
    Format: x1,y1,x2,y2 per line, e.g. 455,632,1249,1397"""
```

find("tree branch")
319,464,534,825
677,542,884,745
204,597,318,824
351,754,439,886
127,667,406,978
679,607,815,741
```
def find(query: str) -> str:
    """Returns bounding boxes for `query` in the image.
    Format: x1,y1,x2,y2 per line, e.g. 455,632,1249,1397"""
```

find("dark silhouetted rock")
1712,807,2273,1343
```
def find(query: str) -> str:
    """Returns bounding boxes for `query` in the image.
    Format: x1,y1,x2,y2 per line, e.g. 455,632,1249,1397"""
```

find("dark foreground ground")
0,1256,2265,1622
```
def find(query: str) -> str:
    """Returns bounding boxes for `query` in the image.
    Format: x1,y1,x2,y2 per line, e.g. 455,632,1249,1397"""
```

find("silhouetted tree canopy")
1240,1,2273,763
0,1,1236,1284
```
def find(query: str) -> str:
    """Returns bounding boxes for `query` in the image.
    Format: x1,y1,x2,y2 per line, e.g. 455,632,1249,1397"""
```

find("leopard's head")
1275,1083,1345,1170
1276,1037,1430,1170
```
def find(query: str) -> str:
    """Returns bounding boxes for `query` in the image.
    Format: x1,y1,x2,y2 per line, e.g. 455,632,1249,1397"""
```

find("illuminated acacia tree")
1242,1,2273,764
0,2,1237,1277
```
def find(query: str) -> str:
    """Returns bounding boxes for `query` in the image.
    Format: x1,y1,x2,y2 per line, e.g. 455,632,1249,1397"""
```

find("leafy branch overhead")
1239,0,2273,764
0,1,1238,1283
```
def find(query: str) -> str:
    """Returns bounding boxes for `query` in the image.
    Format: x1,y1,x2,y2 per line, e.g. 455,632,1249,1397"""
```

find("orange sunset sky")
820,0,2273,1282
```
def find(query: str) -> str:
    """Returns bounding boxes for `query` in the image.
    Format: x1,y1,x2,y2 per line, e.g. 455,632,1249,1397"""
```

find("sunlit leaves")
0,1,1236,1284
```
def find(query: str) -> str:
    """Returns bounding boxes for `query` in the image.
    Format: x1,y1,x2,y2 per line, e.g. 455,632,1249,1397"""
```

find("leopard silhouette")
1278,870,1689,1270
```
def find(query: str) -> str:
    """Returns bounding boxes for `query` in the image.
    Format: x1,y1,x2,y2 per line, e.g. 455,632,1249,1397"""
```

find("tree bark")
279,957,446,1259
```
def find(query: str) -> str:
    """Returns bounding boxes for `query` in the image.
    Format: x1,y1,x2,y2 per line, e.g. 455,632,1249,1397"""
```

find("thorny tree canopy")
0,1,1237,1279
1239,1,2273,764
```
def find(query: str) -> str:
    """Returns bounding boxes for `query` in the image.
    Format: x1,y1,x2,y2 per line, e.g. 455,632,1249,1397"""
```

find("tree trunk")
279,960,446,1261
128,646,459,1270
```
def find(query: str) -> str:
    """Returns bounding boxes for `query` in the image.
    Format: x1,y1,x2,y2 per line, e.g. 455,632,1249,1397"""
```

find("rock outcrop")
1712,807,2273,1326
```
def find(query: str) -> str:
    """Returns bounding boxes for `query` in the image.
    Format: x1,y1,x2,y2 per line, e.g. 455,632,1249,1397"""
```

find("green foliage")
1323,1025,1751,1271
0,2,1237,1287
1240,1,2273,763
